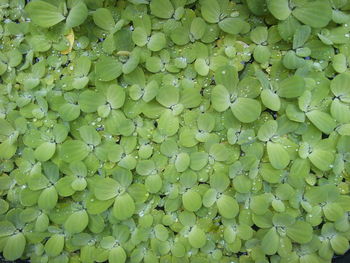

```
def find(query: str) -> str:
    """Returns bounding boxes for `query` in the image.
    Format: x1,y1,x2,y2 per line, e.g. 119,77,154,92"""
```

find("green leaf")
60,140,90,163
191,17,207,40
0,221,15,237
257,120,278,142
182,190,202,212
201,0,220,23
79,90,106,113
323,203,344,222
44,234,64,257
261,227,279,255
306,110,336,134
158,111,179,136
277,75,305,98
95,56,122,82
106,85,125,109
267,0,291,20
331,235,349,255
113,193,135,220
292,1,332,28
93,8,115,31
34,142,56,162
79,125,101,146
94,177,120,200
231,98,261,123
175,152,190,172
3,233,26,261
194,58,209,76
211,85,230,112
58,103,80,122
217,195,239,219
293,25,311,49
219,18,246,35
147,32,166,52
267,141,290,170
109,246,127,263
64,210,89,234
150,0,174,19
25,1,64,28
309,148,335,171
286,221,313,244
209,143,229,162
261,89,281,111
66,1,88,28
188,226,206,248
38,186,58,210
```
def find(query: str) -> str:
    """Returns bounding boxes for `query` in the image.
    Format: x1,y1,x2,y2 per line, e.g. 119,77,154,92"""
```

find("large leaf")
34,142,56,162
188,226,206,248
44,234,64,257
112,193,135,220
201,0,220,23
286,221,313,244
292,1,332,28
3,233,26,261
267,0,291,20
306,110,336,134
150,0,174,19
277,75,305,98
211,85,230,112
60,140,90,163
25,1,64,28
64,210,89,234
261,227,279,255
217,195,239,219
231,98,261,123
95,56,122,81
94,178,120,200
66,1,88,28
267,142,290,170
93,8,115,31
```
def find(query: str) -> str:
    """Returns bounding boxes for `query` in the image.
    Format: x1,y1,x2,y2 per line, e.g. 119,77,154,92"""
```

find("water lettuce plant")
0,0,350,262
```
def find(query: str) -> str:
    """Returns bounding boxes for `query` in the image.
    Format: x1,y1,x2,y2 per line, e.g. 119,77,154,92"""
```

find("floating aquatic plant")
0,0,350,262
